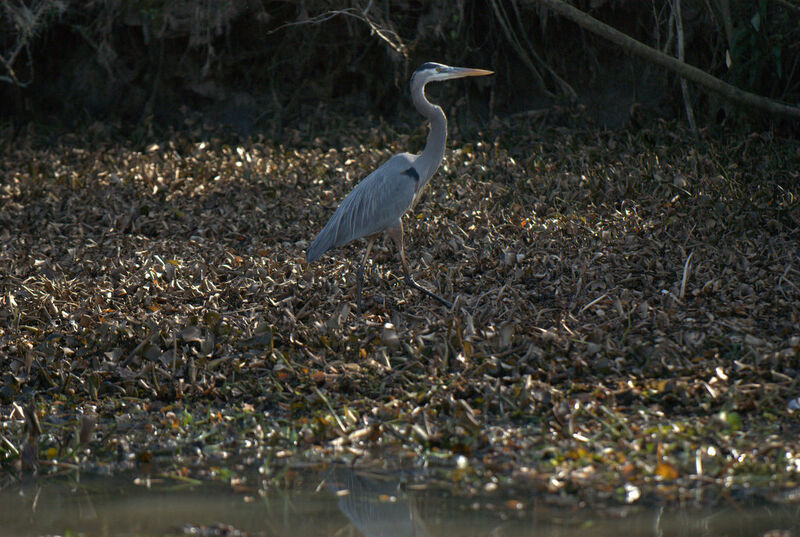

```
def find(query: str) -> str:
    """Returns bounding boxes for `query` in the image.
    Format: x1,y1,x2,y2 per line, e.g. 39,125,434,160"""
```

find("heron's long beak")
447,67,494,79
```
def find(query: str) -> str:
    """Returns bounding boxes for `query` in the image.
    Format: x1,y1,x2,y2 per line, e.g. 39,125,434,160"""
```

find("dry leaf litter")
0,117,799,508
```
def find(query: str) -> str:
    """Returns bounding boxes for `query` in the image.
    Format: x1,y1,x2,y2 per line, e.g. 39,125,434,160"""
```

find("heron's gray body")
305,62,492,311
306,153,420,263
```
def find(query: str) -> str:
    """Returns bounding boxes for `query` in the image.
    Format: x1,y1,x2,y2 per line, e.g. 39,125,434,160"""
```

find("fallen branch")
531,0,800,120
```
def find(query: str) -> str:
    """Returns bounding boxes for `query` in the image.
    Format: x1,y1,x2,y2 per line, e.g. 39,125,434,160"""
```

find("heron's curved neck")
412,81,447,184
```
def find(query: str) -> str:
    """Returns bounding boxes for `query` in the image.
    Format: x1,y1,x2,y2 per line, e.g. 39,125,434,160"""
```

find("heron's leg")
356,237,375,315
388,222,453,309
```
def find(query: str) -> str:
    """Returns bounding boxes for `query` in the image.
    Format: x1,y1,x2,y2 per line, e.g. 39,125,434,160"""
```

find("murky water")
0,468,797,537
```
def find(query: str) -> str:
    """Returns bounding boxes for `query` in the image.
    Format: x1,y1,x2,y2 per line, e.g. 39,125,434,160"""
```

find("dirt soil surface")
1,115,799,509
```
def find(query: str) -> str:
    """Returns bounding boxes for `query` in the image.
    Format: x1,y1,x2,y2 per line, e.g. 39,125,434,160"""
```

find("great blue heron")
306,62,493,312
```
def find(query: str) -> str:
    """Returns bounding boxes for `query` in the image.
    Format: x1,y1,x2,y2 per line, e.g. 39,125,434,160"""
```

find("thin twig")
266,4,406,58
490,0,553,97
315,387,347,433
509,0,576,99
673,0,696,132
0,0,64,87
680,250,694,300
579,292,608,314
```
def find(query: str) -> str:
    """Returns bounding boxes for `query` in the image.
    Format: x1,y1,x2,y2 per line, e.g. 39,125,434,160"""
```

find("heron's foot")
404,275,453,309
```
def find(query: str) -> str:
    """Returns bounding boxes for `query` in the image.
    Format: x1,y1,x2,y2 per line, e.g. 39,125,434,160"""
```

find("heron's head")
411,62,493,86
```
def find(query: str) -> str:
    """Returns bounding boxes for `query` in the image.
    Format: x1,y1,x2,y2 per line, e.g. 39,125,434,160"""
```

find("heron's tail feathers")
307,198,361,262
306,228,334,264
306,242,324,264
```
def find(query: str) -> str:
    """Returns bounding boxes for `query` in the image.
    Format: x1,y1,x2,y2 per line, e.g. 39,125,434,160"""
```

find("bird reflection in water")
327,466,429,537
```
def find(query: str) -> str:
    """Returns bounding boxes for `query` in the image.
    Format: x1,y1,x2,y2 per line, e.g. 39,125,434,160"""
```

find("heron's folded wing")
307,154,418,262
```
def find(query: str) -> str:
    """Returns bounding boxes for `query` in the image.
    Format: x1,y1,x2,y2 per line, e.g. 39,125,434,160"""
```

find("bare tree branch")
531,0,800,120
0,0,66,87
673,0,696,131
490,0,554,98
267,2,407,59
